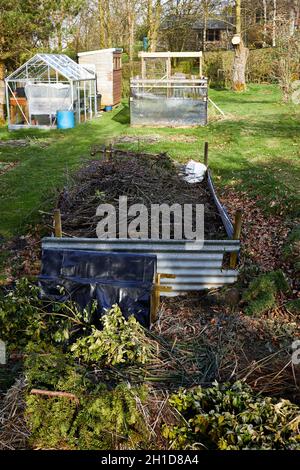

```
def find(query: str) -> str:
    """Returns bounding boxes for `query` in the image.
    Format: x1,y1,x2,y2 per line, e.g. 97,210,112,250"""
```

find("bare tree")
262,0,268,47
232,0,249,91
147,0,162,51
272,0,277,46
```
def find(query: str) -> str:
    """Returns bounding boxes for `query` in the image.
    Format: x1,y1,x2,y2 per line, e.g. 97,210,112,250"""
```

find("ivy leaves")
163,381,300,450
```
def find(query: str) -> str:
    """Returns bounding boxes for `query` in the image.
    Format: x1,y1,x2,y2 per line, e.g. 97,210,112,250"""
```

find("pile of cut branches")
57,149,226,239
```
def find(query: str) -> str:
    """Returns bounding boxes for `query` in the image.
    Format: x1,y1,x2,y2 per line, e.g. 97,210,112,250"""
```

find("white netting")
25,83,72,115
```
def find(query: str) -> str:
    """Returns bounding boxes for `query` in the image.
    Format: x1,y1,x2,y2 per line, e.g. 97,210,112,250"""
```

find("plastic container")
57,110,75,129
104,105,113,112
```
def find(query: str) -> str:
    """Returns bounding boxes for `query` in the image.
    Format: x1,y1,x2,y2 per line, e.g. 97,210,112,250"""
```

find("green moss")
25,377,148,450
26,395,78,449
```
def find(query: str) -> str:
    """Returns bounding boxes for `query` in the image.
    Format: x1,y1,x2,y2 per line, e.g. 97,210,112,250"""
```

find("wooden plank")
131,79,207,85
139,51,202,58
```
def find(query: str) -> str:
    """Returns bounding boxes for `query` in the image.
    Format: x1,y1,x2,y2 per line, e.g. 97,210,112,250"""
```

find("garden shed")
5,53,97,130
78,48,123,108
130,51,208,127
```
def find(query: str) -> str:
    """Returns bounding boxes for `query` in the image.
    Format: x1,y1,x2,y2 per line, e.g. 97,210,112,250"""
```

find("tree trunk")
272,0,277,47
0,60,6,124
203,13,207,52
263,0,268,47
148,0,161,52
99,0,106,48
127,0,136,76
289,6,296,36
232,0,249,92
232,41,249,91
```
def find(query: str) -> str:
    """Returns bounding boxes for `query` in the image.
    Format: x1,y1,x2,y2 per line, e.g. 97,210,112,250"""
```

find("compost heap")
57,149,226,239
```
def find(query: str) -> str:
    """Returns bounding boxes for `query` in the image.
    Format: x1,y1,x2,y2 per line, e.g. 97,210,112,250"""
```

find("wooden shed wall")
78,51,122,107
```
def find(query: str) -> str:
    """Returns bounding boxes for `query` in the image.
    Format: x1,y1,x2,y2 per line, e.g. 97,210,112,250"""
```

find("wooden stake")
53,209,62,238
230,210,243,269
30,389,79,405
150,273,176,324
204,142,209,167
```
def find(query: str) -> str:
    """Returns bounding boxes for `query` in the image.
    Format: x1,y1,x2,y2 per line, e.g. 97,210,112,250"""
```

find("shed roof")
193,19,234,30
78,48,123,57
6,53,96,82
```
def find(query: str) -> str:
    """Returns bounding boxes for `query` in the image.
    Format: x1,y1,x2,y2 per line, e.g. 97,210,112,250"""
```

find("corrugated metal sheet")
42,238,240,296
207,170,233,238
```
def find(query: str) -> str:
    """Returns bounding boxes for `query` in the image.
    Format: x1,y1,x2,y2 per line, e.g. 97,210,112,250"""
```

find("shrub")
0,279,46,349
163,381,300,450
0,279,95,351
203,49,277,88
71,305,153,366
243,270,290,316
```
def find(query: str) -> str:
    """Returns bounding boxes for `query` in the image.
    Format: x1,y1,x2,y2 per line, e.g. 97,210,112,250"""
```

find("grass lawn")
0,84,299,245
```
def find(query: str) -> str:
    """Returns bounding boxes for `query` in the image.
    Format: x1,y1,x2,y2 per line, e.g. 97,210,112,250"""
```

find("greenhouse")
5,53,97,130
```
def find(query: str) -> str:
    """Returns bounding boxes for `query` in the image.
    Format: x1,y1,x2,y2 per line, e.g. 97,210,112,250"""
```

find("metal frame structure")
5,54,97,130
130,51,208,127
139,51,203,79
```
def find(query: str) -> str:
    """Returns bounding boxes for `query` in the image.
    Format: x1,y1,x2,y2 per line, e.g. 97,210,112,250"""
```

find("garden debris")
0,137,56,149
112,134,198,145
0,377,29,450
157,295,300,403
0,139,29,148
0,161,19,176
0,229,42,284
220,189,291,271
57,149,226,239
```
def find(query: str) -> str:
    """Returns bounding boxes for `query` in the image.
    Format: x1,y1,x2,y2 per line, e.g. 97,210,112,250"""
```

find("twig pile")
0,377,29,450
57,149,226,239
157,295,300,403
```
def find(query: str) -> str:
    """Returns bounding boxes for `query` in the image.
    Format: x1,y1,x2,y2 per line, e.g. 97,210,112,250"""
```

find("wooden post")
109,143,113,159
53,209,62,238
150,273,176,324
204,142,209,167
230,210,243,269
141,57,146,79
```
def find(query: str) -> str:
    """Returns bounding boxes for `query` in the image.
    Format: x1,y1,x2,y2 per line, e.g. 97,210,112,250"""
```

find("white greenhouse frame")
5,53,97,130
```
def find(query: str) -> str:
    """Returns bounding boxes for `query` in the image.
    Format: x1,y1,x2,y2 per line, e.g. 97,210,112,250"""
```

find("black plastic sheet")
39,249,157,328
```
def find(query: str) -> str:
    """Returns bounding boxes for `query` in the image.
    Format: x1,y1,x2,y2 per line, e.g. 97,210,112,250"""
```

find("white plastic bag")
184,160,207,184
